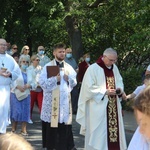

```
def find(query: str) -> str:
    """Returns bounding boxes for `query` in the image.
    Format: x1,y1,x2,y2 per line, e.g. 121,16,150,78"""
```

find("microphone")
116,89,121,95
116,88,123,97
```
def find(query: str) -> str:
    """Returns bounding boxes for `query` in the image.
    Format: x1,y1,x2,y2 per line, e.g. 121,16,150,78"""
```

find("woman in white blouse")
27,55,43,122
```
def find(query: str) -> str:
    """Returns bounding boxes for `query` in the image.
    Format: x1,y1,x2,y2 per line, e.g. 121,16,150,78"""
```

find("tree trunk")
65,15,83,62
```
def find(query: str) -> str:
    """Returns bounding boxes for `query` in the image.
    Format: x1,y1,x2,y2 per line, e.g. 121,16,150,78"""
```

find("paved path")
7,108,137,150
123,110,138,133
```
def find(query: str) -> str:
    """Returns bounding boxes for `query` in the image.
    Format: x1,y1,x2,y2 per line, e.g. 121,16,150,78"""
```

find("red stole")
97,57,120,150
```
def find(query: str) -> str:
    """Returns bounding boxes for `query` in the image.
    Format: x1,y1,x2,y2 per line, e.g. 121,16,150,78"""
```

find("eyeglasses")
35,59,40,61
0,44,7,47
22,61,29,63
13,48,18,49
105,55,117,62
25,49,29,51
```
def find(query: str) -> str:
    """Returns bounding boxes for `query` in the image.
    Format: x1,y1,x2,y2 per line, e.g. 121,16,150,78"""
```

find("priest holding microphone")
76,48,127,150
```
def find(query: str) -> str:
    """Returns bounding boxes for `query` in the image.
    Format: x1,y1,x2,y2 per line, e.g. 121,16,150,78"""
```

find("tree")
0,0,149,69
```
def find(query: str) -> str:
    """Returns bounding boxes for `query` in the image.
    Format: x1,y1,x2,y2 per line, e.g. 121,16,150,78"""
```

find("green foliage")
121,67,145,111
121,67,144,94
80,0,150,67
0,0,149,66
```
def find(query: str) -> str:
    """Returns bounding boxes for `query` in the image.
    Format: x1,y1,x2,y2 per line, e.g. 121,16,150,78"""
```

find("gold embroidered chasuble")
98,60,120,150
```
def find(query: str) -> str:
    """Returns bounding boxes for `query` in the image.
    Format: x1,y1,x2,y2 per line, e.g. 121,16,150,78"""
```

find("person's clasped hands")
16,84,31,92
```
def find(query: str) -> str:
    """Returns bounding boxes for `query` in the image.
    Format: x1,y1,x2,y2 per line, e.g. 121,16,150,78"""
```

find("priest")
76,48,127,150
39,43,77,150
0,38,20,133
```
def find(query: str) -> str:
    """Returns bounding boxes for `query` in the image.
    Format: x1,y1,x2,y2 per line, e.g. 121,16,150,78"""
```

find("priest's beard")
55,55,64,61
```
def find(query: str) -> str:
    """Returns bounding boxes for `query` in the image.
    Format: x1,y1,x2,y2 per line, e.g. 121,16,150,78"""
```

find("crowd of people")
1,37,150,150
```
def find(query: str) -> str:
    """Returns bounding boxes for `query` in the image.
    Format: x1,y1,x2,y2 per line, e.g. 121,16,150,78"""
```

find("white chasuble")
76,63,127,150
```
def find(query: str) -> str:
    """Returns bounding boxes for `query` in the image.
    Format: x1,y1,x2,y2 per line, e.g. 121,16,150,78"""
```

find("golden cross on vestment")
52,113,57,119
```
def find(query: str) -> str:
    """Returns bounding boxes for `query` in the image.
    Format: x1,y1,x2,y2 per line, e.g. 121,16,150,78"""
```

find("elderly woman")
10,55,31,136
27,55,43,122
128,86,150,150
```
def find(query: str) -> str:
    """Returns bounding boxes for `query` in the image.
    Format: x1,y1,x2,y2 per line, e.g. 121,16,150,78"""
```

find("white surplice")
39,59,77,124
0,53,20,133
76,63,127,150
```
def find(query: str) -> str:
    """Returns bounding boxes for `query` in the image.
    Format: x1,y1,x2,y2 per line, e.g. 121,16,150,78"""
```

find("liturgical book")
47,66,60,78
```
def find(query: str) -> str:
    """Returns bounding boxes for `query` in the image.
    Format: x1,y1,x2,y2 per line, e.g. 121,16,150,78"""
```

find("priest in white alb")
0,38,20,133
76,48,127,150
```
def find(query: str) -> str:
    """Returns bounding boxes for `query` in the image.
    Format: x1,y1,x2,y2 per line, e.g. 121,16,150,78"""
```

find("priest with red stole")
76,48,127,150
